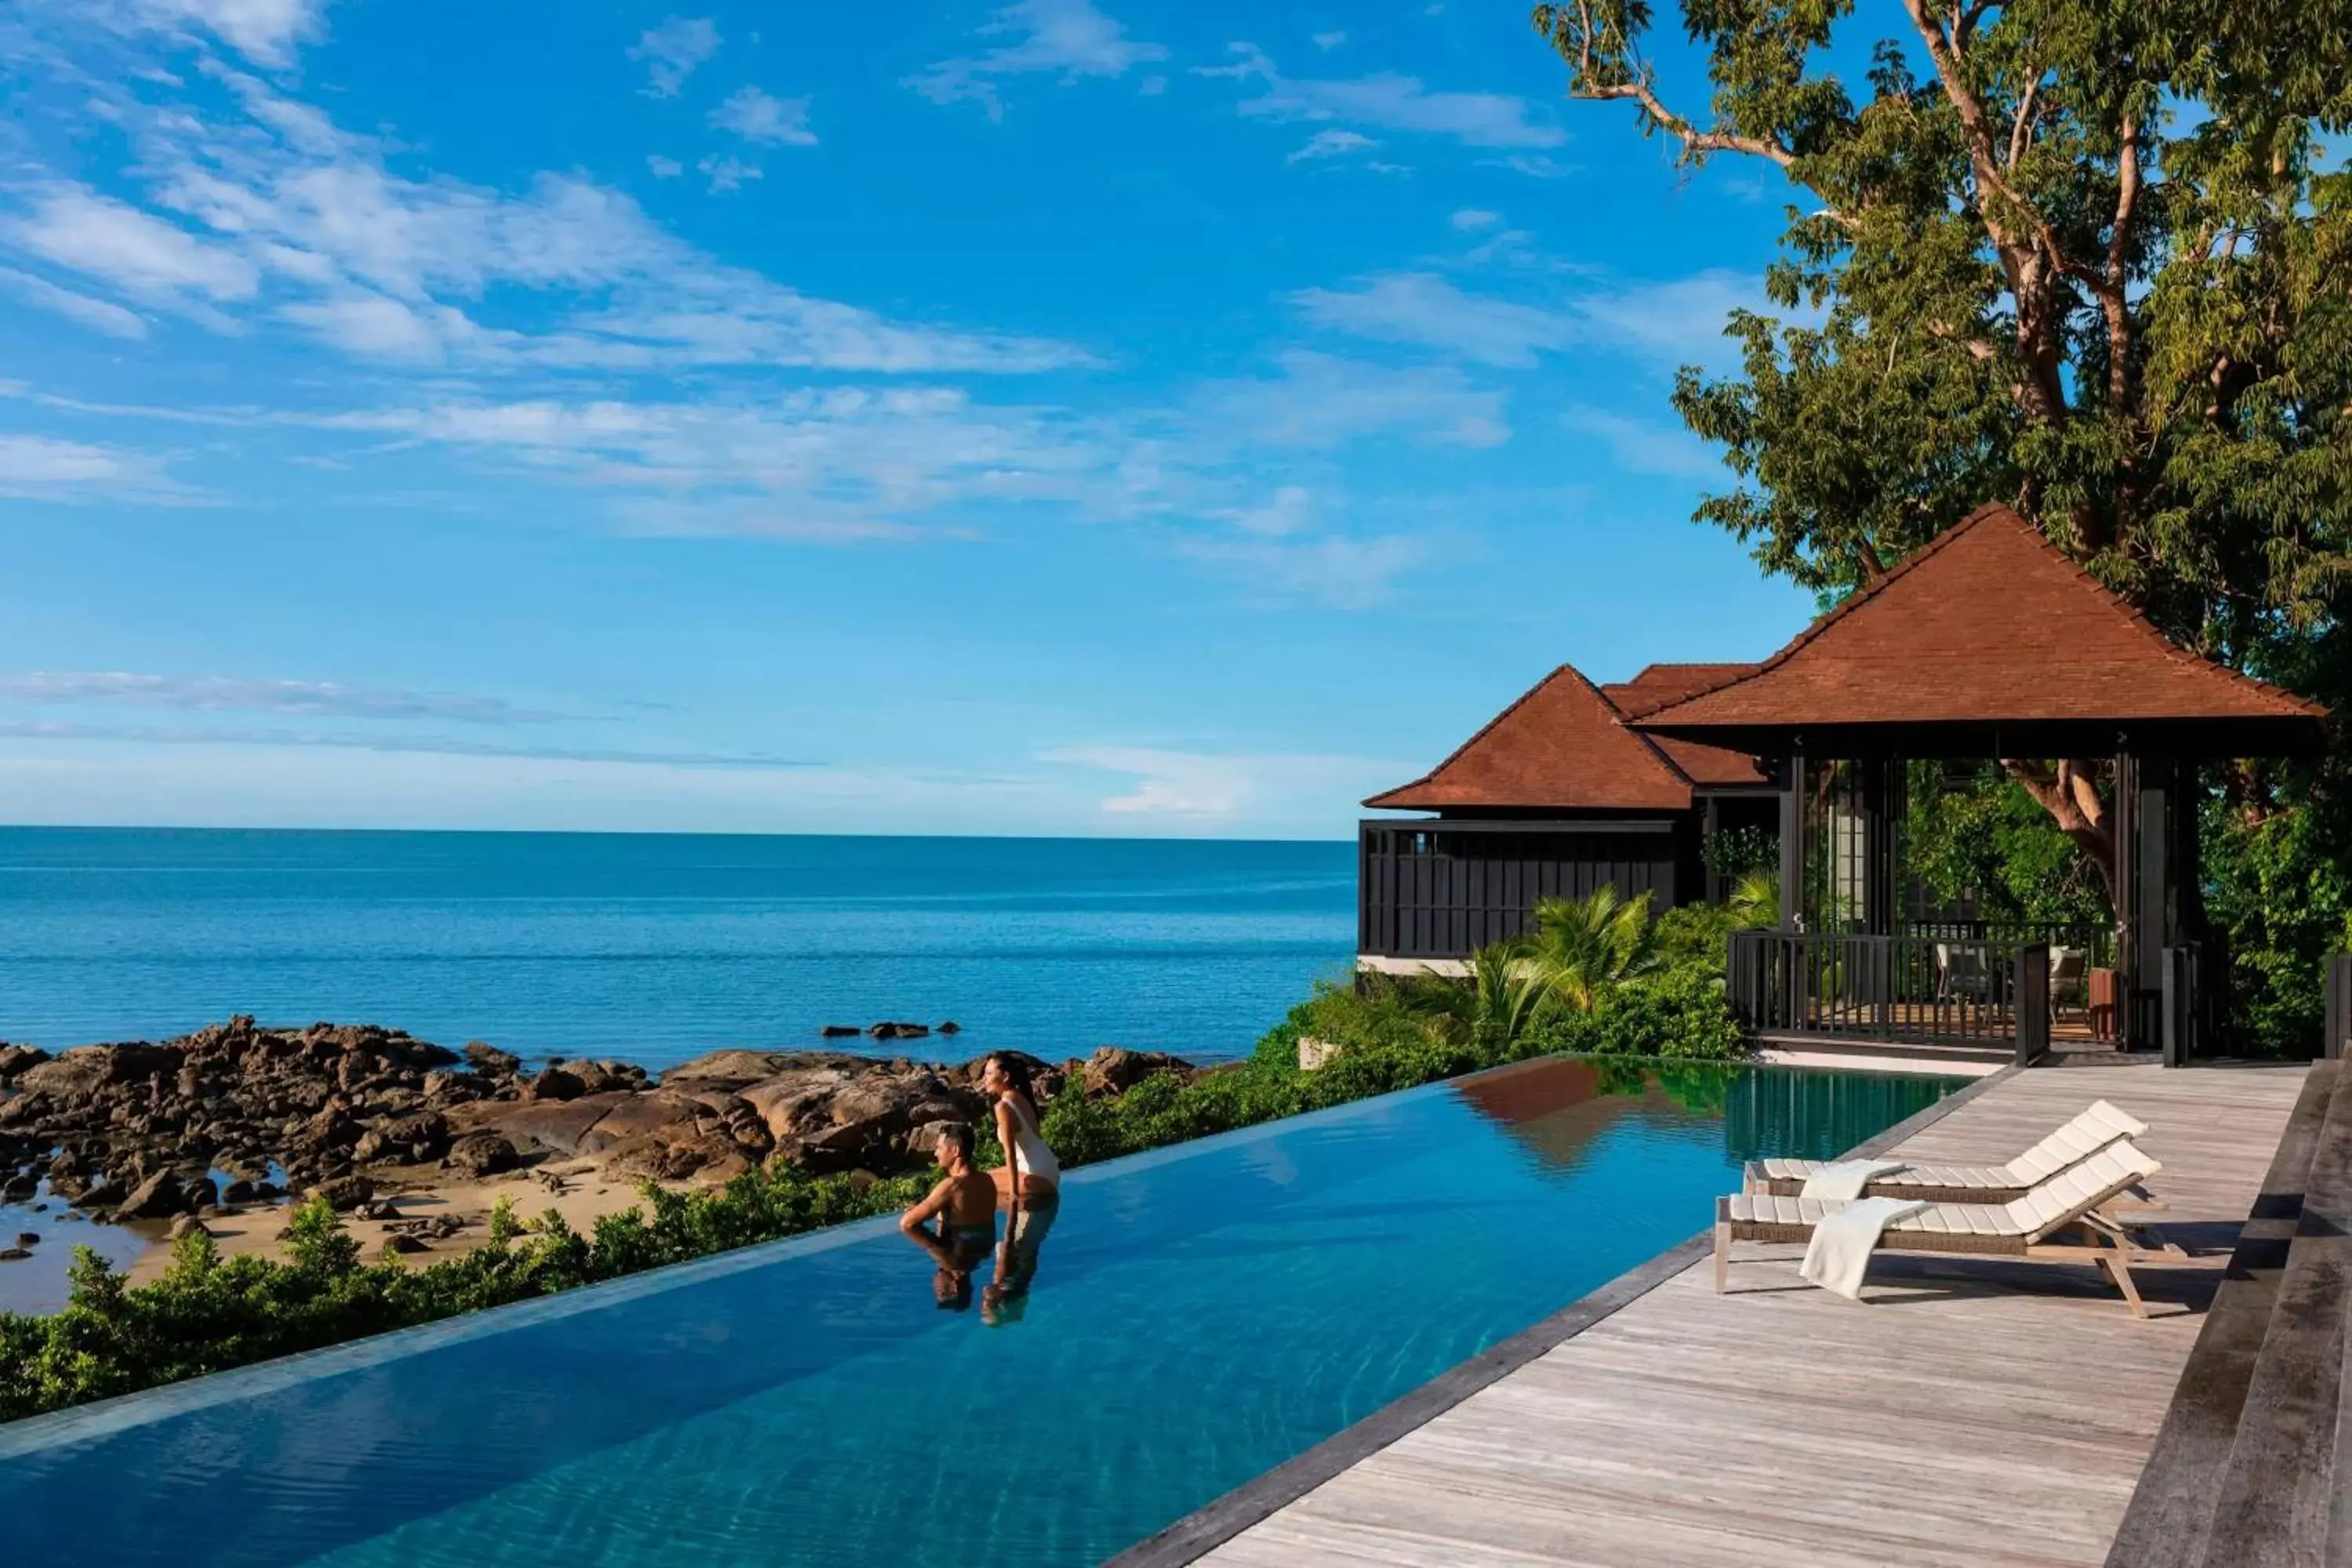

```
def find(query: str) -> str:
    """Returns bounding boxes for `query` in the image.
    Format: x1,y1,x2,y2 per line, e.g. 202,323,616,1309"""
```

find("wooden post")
1777,749,1806,931
2014,943,2051,1065
2326,953,2350,1062
2160,946,2195,1068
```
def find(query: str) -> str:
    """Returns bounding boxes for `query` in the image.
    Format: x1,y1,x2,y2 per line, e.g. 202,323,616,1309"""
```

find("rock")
167,1214,211,1240
118,1171,198,1220
0,1247,27,1261
13,1232,37,1247
381,1233,429,1255
523,1065,588,1102
662,1049,793,1087
306,1174,374,1212
819,1025,862,1038
1080,1046,1189,1099
71,1176,126,1211
1,1171,36,1202
937,1021,961,1035
463,1041,521,1078
445,1131,518,1177
481,1091,634,1156
567,1059,647,1095
1298,1036,1344,1072
738,1068,858,1140
0,1044,51,1080
18,1043,177,1099
866,1021,931,1040
220,1178,258,1204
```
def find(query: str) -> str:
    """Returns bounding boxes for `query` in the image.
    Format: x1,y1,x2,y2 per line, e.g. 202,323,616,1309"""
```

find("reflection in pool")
1,1058,1962,1568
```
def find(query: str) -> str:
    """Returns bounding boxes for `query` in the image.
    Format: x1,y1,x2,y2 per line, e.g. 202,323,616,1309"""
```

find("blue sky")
0,0,1813,838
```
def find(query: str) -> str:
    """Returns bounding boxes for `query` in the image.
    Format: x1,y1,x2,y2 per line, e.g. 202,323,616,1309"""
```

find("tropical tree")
1726,869,1780,930
1407,939,1558,1051
1528,0,2352,882
1527,886,1667,1011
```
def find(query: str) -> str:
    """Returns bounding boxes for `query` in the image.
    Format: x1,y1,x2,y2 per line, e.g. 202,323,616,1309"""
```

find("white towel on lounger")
1800,1197,1928,1300
1799,1160,1910,1201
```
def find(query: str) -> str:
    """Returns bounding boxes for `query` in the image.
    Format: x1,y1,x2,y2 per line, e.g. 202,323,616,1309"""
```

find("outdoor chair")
1933,942,1993,1002
1744,1098,2148,1203
2049,946,2089,1019
1714,1140,2180,1318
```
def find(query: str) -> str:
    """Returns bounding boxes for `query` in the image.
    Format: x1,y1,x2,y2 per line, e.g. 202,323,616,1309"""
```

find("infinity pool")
0,1058,1962,1568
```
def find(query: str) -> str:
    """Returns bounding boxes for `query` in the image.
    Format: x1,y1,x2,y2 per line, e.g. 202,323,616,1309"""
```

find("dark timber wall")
1359,818,1686,960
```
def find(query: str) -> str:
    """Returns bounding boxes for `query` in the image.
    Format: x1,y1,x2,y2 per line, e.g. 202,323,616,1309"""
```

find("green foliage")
2205,797,2352,1057
1701,826,1777,880
1905,764,2111,924
1525,887,1666,1012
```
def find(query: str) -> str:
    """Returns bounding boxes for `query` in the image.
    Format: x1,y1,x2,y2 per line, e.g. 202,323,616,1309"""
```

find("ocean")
0,829,1358,1071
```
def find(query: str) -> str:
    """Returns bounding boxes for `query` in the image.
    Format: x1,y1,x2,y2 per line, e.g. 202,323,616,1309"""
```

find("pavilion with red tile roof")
1356,502,2329,1061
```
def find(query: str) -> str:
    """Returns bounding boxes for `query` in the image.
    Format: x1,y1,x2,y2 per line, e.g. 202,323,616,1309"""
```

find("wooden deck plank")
1196,1064,2310,1568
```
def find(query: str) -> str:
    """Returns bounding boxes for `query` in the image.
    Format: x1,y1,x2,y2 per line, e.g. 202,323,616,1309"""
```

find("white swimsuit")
1004,1096,1060,1189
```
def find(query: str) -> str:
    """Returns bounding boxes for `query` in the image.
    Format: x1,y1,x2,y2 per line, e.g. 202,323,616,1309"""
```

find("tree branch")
2005,74,2040,171
1575,78,1796,168
2103,111,2142,409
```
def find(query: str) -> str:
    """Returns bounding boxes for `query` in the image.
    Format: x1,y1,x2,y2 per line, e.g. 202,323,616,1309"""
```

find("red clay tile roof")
1602,663,1759,718
1365,664,1694,811
1600,666,1771,787
1635,503,2328,735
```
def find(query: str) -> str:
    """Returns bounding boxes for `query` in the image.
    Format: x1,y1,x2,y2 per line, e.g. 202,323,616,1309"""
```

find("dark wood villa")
1356,662,1778,969
1362,503,2331,1062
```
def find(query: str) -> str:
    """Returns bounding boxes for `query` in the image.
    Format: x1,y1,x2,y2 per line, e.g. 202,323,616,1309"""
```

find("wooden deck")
1188,1063,2310,1568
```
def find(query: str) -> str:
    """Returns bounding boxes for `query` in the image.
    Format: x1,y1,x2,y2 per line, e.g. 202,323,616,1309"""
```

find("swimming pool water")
0,1059,1962,1568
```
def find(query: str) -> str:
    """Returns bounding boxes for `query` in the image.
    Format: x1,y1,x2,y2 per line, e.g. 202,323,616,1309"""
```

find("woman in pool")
982,1052,1060,1207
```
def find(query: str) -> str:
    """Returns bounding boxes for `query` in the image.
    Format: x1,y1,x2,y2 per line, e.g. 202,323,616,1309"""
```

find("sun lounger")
1744,1098,2147,1203
1714,1139,2180,1317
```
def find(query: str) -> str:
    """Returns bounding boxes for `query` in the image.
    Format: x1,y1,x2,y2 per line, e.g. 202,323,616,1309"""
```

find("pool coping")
1100,1061,2022,1568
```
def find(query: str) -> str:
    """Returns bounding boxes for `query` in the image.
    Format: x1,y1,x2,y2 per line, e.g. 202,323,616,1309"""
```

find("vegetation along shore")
0,887,1746,1423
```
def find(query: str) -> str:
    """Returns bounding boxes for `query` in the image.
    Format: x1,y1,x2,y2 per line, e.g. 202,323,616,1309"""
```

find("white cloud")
0,433,188,503
698,154,763,194
1449,208,1501,230
7,186,257,307
710,85,815,147
0,267,150,339
1176,532,1428,609
1199,44,1563,150
1041,745,1415,818
1312,30,1347,49
1294,268,1772,373
630,16,720,98
1200,350,1508,449
907,0,1167,120
0,80,1094,376
132,0,325,65
1292,273,1574,368
1287,129,1374,164
645,154,684,179
1559,406,1719,480
0,670,576,724
0,720,809,771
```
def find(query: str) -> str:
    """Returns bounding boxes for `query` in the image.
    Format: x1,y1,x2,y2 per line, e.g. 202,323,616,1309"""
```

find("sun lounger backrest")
2001,1139,2161,1241
1999,1099,2147,1184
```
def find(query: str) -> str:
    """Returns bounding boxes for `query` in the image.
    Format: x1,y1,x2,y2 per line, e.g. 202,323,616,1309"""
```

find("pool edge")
1100,1061,2021,1568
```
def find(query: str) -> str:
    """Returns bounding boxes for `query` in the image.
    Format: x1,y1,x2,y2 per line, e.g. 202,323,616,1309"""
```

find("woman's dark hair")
987,1052,1036,1103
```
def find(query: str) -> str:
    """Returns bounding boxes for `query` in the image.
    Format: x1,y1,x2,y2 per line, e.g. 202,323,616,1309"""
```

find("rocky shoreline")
0,1017,1196,1263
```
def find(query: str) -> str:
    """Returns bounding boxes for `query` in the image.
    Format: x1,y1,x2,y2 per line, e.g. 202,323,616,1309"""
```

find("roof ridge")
1362,660,1696,809
1587,669,1697,788
1362,662,1577,805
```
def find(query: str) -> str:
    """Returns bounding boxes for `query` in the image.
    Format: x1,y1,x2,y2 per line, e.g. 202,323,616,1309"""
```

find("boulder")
382,1232,430,1255
818,1025,862,1038
738,1068,858,1140
70,1176,126,1211
662,1049,792,1087
1,1171,37,1202
220,1178,259,1204
13,1232,37,1247
572,1090,704,1153
523,1066,588,1103
0,1248,27,1262
0,1044,50,1080
463,1041,521,1079
937,1021,961,1035
866,1021,930,1040
482,1091,634,1156
118,1170,205,1220
1080,1047,1189,1099
18,1044,177,1099
167,1214,211,1240
306,1174,375,1212
445,1131,519,1177
567,1059,648,1095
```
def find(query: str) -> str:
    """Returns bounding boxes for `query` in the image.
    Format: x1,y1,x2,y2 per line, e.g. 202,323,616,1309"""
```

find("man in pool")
898,1124,996,1308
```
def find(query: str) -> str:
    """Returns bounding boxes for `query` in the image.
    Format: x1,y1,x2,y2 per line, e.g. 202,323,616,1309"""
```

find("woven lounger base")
1749,1177,2172,1208
1713,1213,2183,1319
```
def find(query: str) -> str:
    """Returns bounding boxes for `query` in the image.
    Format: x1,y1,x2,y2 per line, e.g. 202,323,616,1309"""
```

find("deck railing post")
2014,943,2051,1065
2160,946,2196,1067
2325,953,2350,1061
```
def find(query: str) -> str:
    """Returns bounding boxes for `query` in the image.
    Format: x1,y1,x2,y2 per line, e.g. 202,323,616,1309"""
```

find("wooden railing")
1727,929,2067,1050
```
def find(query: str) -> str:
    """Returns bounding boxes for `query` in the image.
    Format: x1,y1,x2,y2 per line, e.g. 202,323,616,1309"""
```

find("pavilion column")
2118,750,2197,1054
1777,750,1806,931
1860,756,1903,936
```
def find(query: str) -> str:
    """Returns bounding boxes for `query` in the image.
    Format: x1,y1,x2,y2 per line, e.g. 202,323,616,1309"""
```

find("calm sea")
0,829,1358,1070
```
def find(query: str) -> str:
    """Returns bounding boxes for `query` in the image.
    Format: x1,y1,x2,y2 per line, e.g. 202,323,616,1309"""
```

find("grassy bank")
1,891,1749,1424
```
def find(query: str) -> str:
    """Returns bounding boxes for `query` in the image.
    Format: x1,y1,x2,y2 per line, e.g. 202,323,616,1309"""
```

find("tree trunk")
2003,759,2118,903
